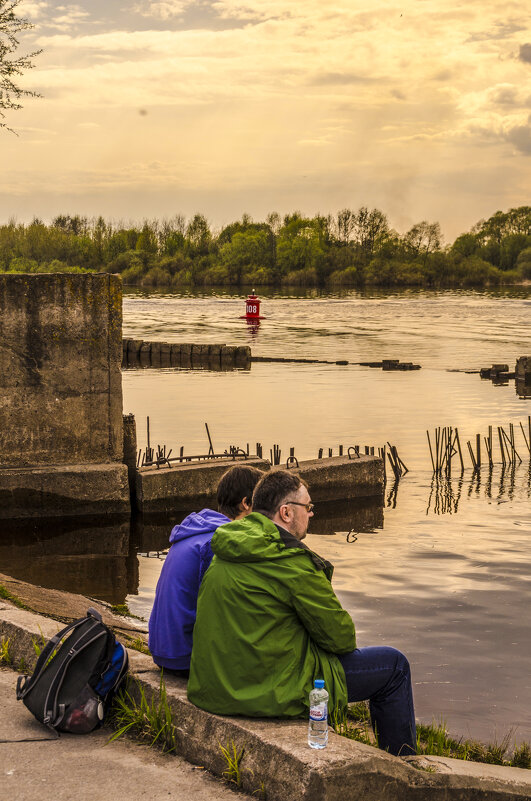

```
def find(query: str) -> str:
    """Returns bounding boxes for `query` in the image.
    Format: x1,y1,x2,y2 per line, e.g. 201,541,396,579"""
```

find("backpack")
16,608,128,734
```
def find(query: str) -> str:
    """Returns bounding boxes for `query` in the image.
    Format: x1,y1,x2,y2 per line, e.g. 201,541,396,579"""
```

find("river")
3,286,530,746
122,287,531,746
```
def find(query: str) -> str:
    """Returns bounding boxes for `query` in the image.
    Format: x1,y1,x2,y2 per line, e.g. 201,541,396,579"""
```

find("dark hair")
217,465,264,519
252,470,308,518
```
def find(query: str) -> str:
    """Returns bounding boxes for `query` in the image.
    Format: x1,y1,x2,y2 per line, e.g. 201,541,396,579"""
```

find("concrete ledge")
0,462,130,518
274,455,384,501
135,458,270,513
1,601,529,801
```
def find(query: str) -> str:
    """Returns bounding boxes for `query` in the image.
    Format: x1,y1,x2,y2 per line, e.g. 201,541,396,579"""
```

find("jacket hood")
170,509,230,544
211,512,333,577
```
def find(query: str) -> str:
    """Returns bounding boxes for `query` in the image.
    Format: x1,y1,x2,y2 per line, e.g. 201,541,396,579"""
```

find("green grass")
108,674,176,753
0,637,12,666
110,603,145,622
330,702,377,747
126,636,150,655
0,584,28,610
416,721,530,769
219,740,245,785
333,704,530,770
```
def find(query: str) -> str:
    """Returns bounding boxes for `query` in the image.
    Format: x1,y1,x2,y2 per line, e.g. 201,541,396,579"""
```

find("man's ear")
240,496,251,513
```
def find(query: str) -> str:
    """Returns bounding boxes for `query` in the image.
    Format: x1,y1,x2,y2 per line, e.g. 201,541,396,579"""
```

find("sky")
1,0,530,240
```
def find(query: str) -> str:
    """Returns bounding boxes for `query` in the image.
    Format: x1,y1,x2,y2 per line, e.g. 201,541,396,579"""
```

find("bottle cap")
314,679,325,689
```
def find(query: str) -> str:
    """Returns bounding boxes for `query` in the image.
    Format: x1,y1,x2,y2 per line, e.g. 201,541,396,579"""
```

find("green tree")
1,0,41,132
219,229,274,284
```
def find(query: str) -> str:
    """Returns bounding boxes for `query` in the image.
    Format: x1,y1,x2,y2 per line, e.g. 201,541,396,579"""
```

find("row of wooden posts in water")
427,416,531,475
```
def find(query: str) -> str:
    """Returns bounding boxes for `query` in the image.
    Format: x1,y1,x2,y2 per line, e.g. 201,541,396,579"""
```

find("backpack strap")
16,610,103,701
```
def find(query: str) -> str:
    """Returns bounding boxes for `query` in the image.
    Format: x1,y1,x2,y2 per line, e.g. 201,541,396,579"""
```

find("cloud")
133,0,191,19
19,1,49,19
519,43,531,63
489,84,520,106
309,72,380,87
505,118,531,154
466,19,526,43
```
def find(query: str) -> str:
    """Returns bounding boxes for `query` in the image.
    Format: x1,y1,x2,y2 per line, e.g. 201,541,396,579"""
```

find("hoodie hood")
170,508,230,544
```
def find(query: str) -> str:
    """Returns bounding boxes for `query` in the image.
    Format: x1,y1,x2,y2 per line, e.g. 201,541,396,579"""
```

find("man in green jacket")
188,470,416,756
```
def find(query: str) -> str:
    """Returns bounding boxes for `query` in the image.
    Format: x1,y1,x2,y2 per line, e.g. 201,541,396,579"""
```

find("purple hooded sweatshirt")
148,508,229,670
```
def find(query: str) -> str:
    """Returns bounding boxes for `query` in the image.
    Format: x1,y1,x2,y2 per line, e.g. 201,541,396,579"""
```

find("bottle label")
309,703,327,721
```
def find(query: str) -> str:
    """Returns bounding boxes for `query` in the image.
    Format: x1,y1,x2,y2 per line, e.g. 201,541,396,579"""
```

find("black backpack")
16,608,128,734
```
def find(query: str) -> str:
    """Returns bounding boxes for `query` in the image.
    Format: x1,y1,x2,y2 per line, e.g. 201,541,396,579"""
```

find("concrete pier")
0,274,129,519
135,457,271,513
133,455,384,514
273,455,384,502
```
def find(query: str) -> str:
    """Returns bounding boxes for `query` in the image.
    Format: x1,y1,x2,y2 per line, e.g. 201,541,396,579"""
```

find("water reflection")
0,516,137,604
426,463,531,515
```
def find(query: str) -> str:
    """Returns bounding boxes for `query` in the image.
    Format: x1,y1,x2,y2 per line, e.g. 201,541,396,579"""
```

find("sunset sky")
2,0,530,240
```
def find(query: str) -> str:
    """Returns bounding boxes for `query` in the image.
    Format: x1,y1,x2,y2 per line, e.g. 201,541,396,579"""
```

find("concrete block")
208,344,222,366
0,274,124,467
139,342,151,366
170,343,181,365
221,345,236,362
515,356,531,383
0,462,130,518
159,342,171,366
135,458,270,513
180,343,192,367
273,455,384,501
235,345,251,366
151,341,161,366
127,339,143,357
191,344,203,364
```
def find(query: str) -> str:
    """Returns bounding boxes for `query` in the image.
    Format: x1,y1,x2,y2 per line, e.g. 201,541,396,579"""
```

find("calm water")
3,287,530,745
122,287,531,744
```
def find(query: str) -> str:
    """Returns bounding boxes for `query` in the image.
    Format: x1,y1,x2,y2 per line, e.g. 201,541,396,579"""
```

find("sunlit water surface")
2,288,529,745
122,288,531,744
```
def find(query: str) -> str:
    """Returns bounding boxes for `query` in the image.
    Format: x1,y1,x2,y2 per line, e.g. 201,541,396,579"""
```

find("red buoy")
240,290,265,320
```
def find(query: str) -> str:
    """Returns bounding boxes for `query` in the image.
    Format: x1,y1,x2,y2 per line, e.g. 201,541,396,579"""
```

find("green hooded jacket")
187,512,356,717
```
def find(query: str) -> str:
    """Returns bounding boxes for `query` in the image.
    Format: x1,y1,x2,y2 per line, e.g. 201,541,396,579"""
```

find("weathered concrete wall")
135,457,271,513
0,273,123,467
273,455,385,501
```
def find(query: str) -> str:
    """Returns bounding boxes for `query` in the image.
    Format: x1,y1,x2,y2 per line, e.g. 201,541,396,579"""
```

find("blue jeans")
338,646,416,756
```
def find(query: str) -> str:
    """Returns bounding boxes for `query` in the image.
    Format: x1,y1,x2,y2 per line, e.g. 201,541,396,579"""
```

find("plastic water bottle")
308,679,328,749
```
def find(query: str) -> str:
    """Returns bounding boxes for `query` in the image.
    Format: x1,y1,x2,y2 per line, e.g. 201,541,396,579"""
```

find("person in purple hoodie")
148,464,263,676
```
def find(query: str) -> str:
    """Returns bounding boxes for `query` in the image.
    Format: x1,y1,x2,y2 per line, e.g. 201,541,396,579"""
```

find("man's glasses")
284,501,315,513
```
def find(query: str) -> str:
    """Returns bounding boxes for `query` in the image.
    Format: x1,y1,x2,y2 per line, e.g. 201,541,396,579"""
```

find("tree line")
1,206,530,289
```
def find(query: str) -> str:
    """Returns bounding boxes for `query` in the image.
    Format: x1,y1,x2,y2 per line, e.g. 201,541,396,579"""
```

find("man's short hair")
217,465,264,519
252,470,308,518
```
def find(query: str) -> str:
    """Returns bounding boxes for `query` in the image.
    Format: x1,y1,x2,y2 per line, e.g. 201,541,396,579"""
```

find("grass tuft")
219,740,245,785
127,637,150,655
330,705,377,747
0,637,12,665
108,674,176,754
